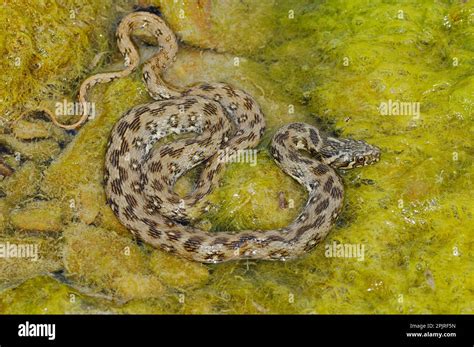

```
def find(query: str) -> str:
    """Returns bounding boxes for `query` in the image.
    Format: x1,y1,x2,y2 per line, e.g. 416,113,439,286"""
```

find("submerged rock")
149,251,209,289
63,223,163,301
0,201,8,231
12,119,51,140
10,201,63,233
63,223,210,301
3,161,40,206
0,135,61,163
0,276,111,314
0,236,62,288
74,183,102,225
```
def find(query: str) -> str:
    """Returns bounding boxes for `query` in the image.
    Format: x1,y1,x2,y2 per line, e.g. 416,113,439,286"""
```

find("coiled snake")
46,9,381,263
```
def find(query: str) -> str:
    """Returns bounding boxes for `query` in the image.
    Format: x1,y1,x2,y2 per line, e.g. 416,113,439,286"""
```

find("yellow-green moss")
0,236,62,288
0,134,61,163
149,251,209,289
195,153,306,231
11,119,51,140
63,223,210,301
74,183,102,225
155,0,279,55
0,200,8,231
10,200,63,232
0,0,134,122
0,276,113,314
63,223,162,301
2,161,41,206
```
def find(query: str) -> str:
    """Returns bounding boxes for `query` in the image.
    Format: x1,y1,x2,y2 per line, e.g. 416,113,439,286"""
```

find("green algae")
196,153,306,232
0,236,62,289
63,223,209,301
10,200,63,232
0,134,61,163
0,0,473,314
0,276,113,314
1,161,41,206
0,0,134,122
12,119,52,140
63,223,165,301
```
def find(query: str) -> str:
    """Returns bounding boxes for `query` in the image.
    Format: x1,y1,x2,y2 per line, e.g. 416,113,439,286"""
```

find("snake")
44,9,381,263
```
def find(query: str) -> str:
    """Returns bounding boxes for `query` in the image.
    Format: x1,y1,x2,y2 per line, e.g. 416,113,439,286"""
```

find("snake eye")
356,157,365,165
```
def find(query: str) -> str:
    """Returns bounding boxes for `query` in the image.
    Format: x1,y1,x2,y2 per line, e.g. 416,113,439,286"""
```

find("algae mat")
0,0,473,314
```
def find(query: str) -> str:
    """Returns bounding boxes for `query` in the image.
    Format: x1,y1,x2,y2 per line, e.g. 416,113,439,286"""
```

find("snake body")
54,10,381,263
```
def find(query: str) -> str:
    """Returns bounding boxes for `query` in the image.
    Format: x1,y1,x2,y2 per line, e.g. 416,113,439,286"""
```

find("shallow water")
0,0,472,313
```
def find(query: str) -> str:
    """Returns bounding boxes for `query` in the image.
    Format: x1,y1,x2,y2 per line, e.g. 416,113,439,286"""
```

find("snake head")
320,137,381,169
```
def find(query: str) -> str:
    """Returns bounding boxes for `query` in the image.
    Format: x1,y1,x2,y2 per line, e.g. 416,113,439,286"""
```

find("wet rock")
0,134,61,163
12,119,51,140
3,161,40,205
10,200,63,232
158,0,280,55
149,251,209,289
63,223,165,301
75,183,102,225
0,157,14,177
0,236,62,288
112,273,165,301
0,200,8,231
0,276,111,314
97,201,131,237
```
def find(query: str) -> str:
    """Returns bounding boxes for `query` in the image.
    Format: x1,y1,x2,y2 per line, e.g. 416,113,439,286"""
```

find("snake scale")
48,9,381,263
